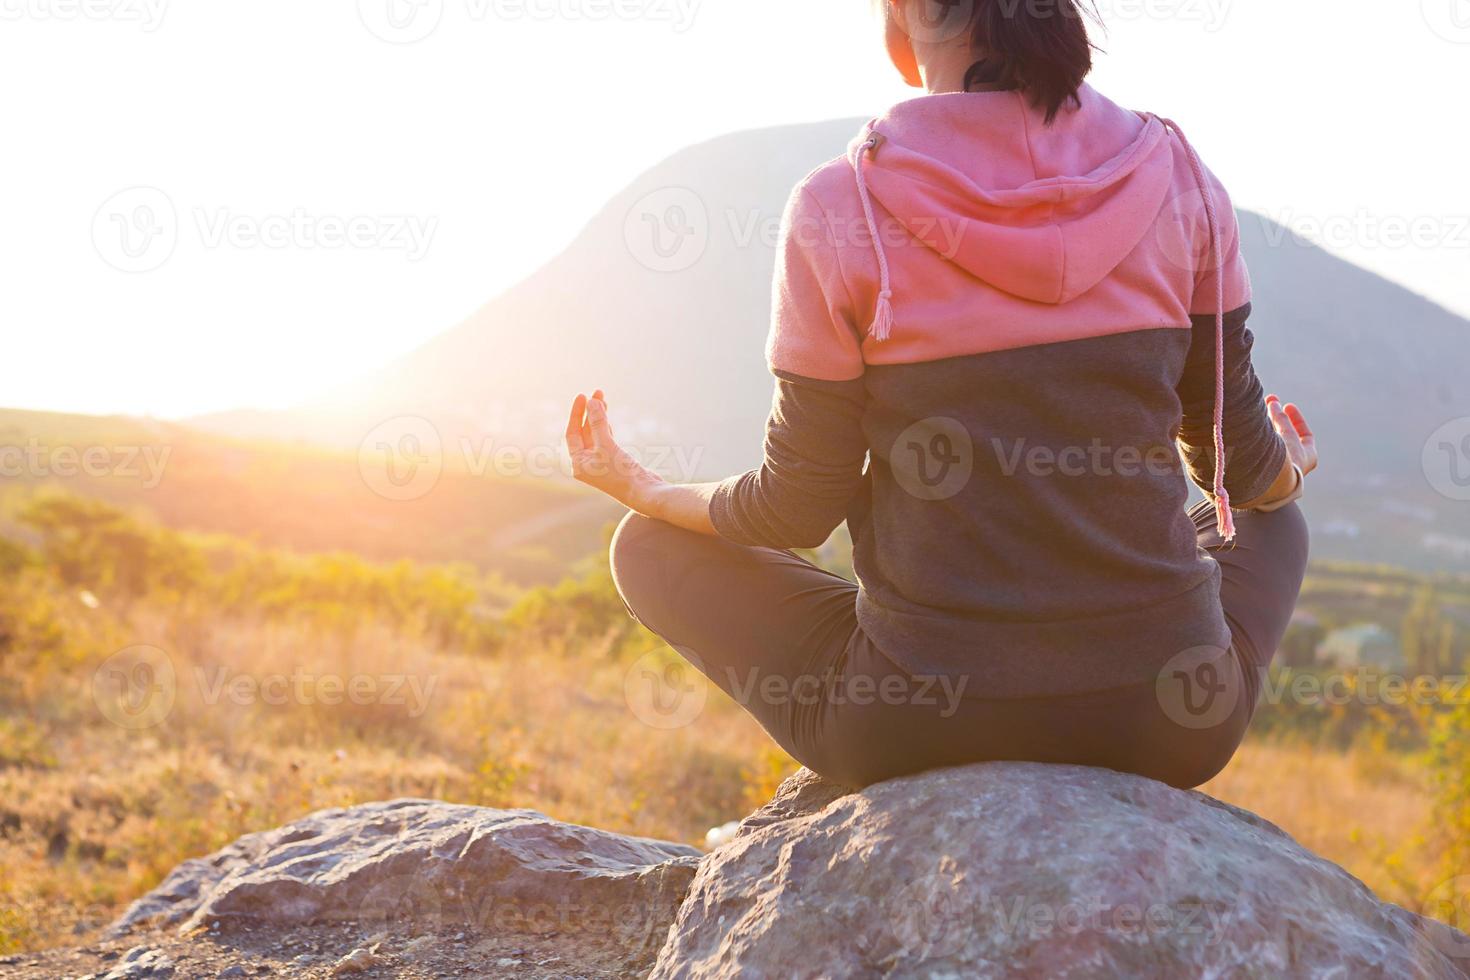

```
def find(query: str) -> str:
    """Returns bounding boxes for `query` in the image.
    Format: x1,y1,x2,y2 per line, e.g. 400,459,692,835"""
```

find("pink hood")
849,88,1177,308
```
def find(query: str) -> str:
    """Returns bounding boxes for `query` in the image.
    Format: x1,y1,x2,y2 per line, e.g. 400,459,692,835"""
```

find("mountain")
192,119,1470,572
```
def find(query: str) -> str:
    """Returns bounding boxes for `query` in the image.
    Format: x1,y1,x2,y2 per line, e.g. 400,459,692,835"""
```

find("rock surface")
651,764,1470,980
19,766,1460,979
108,797,701,975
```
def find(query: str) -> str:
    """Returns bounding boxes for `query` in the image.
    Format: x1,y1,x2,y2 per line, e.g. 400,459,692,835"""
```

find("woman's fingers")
579,396,595,449
587,395,615,452
1266,395,1319,477
566,393,588,452
565,390,620,487
563,389,646,504
1284,403,1313,442
1266,397,1296,444
592,389,614,439
1284,402,1318,473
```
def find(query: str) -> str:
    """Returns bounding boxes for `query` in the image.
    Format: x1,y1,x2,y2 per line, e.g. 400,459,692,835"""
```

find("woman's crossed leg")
610,500,1307,790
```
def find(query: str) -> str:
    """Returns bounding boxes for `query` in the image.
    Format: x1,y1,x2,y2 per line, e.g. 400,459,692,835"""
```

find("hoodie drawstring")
852,131,895,342
1156,116,1236,543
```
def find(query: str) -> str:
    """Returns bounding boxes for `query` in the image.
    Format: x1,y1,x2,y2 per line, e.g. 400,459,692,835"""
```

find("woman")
566,0,1316,789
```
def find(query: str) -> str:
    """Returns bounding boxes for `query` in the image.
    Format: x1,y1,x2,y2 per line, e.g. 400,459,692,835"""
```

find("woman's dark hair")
962,0,1099,124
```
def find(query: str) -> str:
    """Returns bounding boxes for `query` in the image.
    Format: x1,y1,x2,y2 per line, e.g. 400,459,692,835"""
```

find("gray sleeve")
709,370,869,550
1177,303,1288,504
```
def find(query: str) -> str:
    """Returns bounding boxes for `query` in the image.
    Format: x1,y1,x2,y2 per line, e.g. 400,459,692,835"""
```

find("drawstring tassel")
1216,486,1236,540
1158,115,1236,543
870,289,894,342
852,130,896,342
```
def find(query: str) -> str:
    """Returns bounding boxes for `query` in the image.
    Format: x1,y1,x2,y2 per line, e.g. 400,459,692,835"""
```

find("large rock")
103,770,1470,979
109,798,701,969
651,764,1470,979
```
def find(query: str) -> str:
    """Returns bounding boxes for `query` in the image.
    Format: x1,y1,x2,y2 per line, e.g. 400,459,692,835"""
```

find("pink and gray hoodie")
710,85,1286,697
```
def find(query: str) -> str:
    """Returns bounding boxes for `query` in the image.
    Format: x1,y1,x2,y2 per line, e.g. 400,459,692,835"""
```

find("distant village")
1283,564,1470,677
1283,614,1403,670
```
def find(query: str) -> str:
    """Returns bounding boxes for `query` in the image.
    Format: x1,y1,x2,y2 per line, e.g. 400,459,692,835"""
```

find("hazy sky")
4,0,1467,418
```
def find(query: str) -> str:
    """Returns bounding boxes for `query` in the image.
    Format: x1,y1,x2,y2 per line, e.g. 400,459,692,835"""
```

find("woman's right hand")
1267,395,1318,477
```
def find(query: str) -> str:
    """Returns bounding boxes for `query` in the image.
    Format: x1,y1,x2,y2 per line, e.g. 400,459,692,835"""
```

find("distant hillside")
190,119,862,484
0,407,621,584
190,118,1470,571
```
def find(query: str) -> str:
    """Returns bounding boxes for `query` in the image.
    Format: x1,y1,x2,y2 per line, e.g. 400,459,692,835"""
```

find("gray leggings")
610,500,1308,789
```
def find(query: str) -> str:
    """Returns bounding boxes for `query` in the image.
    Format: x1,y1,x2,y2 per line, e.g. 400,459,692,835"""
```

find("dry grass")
0,593,1448,955
1203,740,1435,911
0,609,783,954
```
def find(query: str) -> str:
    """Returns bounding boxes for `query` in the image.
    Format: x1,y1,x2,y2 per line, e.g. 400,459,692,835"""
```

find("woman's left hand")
565,390,662,509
